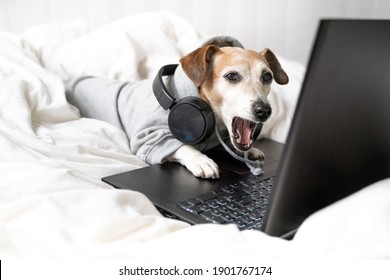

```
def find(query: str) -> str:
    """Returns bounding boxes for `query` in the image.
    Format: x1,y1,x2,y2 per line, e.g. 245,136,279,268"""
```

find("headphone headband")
152,64,178,110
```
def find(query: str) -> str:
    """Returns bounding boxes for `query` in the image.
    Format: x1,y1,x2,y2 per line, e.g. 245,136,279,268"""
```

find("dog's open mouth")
232,117,257,151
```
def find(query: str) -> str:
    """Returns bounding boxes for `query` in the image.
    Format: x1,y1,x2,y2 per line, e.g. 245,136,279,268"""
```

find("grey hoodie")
66,35,244,164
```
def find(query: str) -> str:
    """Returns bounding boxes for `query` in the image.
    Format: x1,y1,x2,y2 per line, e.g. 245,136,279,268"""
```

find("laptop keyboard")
177,176,275,230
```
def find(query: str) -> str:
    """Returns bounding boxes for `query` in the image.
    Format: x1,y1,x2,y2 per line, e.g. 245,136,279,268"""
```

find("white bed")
1,11,389,259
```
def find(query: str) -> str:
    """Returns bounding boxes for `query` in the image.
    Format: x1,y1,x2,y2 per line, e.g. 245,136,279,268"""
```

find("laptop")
103,20,390,238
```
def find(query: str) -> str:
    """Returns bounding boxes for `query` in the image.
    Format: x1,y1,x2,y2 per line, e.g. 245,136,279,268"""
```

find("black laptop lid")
263,20,390,236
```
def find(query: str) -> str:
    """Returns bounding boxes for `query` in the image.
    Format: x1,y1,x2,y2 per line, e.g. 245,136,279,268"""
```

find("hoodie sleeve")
117,79,184,164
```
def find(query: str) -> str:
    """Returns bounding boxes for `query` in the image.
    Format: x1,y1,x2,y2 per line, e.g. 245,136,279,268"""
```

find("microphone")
215,124,264,176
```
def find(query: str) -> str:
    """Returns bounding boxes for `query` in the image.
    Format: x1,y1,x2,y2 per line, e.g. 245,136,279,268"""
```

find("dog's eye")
262,72,273,83
224,72,241,83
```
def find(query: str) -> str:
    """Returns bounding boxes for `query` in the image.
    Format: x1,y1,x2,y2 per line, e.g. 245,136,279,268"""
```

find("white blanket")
1,11,389,259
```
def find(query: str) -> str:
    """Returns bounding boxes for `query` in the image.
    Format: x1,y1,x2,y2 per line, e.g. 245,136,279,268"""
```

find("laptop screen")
263,20,390,236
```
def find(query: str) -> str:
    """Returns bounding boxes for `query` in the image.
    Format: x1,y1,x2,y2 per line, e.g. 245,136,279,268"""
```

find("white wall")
1,0,390,64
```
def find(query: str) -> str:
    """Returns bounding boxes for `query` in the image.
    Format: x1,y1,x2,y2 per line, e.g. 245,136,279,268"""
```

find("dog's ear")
260,48,289,85
180,45,220,87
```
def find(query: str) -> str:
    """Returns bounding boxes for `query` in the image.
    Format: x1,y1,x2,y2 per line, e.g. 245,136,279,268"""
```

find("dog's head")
180,45,289,152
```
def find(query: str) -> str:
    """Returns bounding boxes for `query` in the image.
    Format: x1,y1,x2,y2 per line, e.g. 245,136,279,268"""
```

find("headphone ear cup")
168,97,215,144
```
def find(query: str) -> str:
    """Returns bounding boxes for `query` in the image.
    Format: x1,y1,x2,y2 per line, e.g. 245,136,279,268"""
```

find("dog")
167,44,288,179
66,36,288,180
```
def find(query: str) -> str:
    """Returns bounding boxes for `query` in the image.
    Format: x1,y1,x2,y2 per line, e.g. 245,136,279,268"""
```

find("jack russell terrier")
66,36,289,179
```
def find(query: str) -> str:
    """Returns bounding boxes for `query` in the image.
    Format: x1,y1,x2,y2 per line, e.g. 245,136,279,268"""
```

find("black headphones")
153,64,216,145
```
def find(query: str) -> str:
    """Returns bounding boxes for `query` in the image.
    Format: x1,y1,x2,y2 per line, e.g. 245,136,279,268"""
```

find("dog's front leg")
233,147,265,163
167,145,220,179
248,147,265,162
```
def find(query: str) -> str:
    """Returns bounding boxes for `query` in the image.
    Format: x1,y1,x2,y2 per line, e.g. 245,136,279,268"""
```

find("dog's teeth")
234,129,240,139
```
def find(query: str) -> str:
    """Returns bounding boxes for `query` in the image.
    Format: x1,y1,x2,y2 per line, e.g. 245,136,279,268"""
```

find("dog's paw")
167,145,220,179
185,153,220,179
248,147,265,162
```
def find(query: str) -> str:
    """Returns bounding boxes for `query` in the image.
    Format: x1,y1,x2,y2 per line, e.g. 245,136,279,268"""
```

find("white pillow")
22,11,204,84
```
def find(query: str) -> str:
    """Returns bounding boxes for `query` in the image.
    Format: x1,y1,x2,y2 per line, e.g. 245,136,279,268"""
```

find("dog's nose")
253,102,272,122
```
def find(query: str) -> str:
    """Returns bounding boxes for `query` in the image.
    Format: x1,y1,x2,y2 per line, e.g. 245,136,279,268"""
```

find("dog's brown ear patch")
180,45,220,87
261,48,289,85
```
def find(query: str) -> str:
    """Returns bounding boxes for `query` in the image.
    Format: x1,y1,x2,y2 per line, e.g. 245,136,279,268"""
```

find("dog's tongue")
235,118,253,145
